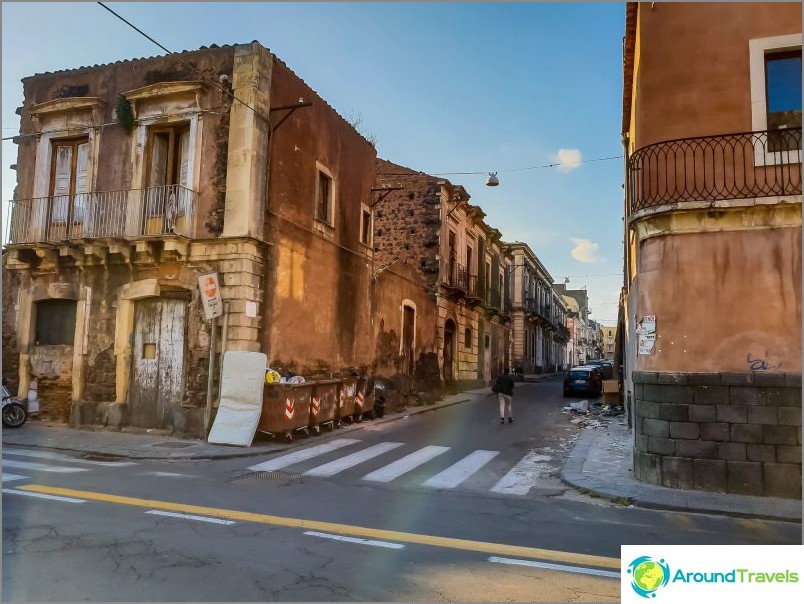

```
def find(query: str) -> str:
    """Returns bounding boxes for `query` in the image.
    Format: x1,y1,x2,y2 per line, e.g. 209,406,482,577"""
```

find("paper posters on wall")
637,315,656,355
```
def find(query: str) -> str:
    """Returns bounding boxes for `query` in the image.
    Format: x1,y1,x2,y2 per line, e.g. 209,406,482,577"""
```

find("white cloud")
555,148,582,172
570,237,603,263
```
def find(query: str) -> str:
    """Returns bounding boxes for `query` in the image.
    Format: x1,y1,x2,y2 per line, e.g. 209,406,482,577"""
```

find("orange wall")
636,226,802,372
633,2,801,147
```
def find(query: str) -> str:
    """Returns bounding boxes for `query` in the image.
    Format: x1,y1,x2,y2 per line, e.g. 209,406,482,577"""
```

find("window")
359,204,373,246
484,334,490,348
766,50,802,151
316,170,333,225
49,138,90,228
144,123,190,232
464,327,472,350
34,300,77,345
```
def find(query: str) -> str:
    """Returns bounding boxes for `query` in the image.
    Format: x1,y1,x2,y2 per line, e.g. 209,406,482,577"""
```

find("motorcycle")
2,381,27,428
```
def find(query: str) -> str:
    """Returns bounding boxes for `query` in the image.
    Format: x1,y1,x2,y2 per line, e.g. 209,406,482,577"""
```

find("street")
3,378,801,602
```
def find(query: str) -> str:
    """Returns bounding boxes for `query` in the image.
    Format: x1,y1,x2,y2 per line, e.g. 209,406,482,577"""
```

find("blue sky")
1,2,626,324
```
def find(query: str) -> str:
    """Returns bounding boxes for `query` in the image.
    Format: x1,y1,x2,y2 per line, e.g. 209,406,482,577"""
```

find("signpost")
198,272,223,437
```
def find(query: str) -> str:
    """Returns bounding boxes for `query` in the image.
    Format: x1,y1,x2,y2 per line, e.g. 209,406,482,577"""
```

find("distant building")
601,326,616,361
621,2,801,498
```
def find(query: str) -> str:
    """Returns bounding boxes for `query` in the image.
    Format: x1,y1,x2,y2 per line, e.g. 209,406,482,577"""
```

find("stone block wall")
633,371,802,499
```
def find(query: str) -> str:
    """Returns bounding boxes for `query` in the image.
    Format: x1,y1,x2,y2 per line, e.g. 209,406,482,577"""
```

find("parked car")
563,366,602,397
584,359,614,379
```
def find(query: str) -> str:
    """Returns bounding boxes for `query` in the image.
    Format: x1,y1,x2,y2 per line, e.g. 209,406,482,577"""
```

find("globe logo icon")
627,556,670,598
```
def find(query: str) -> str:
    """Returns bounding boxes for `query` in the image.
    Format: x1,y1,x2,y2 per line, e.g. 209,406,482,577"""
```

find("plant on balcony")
115,95,135,135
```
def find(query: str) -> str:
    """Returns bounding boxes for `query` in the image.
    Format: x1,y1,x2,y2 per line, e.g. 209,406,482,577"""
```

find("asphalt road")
3,378,801,601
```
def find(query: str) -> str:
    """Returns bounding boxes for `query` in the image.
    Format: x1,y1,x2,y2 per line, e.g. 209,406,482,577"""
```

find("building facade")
621,2,802,498
3,43,378,436
601,326,616,361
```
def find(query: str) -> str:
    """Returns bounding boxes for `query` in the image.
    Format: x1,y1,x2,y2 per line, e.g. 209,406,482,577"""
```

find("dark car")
563,366,602,397
585,359,614,379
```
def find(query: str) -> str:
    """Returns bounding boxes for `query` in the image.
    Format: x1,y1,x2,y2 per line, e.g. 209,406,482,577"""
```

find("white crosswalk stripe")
362,445,450,483
2,473,28,483
304,442,404,477
247,438,360,472
2,448,136,467
490,452,553,495
422,450,500,489
1,459,88,474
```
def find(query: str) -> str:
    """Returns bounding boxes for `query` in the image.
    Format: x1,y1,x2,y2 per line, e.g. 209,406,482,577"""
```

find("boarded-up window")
34,300,77,345
464,326,472,350
360,205,372,245
316,171,332,224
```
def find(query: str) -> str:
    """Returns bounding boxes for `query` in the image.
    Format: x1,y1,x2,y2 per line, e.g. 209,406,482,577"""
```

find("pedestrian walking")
491,368,515,424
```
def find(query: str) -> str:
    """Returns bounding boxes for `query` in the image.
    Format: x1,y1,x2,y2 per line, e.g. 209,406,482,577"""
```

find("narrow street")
3,379,800,602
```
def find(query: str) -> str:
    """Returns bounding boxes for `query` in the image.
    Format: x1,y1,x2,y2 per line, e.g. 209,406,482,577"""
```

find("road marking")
304,442,404,477
17,485,621,569
0,459,88,473
140,472,197,478
422,450,500,489
304,530,404,549
2,474,28,483
362,445,450,482
489,556,620,579
490,452,552,495
2,488,85,503
247,438,361,471
2,448,136,466
145,510,236,525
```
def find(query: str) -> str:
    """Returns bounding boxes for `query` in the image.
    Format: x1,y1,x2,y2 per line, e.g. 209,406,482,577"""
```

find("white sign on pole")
198,272,223,320
637,315,656,355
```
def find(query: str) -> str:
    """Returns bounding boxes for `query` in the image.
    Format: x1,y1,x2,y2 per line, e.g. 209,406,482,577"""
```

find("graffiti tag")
746,351,782,372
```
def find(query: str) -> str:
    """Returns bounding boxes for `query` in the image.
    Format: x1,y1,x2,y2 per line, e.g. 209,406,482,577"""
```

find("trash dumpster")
353,375,376,421
309,379,339,434
257,382,314,443
336,377,357,425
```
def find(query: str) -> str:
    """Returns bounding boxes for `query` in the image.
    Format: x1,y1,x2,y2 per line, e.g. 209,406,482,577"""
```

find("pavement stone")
560,417,802,522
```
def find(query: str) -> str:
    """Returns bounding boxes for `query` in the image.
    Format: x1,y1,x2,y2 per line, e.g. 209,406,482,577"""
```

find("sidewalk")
560,418,802,522
0,374,559,461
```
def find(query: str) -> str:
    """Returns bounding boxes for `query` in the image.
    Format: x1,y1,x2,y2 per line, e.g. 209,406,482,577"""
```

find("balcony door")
48,138,89,240
143,124,190,235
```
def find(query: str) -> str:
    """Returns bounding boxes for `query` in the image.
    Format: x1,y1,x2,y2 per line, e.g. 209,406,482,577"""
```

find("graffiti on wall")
746,350,782,372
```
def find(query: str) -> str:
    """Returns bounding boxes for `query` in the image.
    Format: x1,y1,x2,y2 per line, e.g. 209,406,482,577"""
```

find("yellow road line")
19,484,620,570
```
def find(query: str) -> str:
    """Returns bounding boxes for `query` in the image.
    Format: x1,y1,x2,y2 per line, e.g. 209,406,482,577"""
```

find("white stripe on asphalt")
2,473,28,483
1,459,88,473
304,442,404,477
145,510,236,525
2,448,136,466
362,445,450,482
489,556,620,579
422,450,500,489
140,472,196,478
247,438,362,472
304,530,405,550
489,452,553,495
2,488,85,503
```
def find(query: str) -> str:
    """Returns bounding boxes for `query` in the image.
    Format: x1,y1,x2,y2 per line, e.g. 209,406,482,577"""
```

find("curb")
560,428,802,523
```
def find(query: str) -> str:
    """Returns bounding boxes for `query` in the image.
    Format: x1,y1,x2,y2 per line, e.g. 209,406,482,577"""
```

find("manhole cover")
231,471,305,484
150,442,197,449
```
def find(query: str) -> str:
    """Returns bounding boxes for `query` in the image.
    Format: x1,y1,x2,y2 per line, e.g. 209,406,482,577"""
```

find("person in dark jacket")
492,368,516,424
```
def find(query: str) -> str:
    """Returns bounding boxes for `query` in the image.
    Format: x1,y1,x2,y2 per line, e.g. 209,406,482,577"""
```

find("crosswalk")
2,447,137,484
246,438,557,496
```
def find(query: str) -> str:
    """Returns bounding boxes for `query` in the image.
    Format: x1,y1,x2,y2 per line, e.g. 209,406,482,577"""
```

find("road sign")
198,272,223,320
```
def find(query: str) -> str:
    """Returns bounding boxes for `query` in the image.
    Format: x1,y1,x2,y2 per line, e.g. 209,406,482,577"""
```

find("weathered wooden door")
129,298,186,428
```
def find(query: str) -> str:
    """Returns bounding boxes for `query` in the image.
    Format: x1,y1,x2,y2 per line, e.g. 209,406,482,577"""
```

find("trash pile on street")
562,399,625,428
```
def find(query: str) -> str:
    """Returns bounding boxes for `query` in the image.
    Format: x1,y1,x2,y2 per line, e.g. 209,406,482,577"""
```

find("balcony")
627,128,801,217
443,262,469,296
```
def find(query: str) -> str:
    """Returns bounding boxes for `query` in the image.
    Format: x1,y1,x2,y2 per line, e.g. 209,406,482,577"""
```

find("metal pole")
219,302,230,398
204,316,218,439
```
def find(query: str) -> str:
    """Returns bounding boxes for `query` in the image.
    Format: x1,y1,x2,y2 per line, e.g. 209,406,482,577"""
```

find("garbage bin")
353,375,376,422
336,377,357,425
257,382,314,443
309,379,339,434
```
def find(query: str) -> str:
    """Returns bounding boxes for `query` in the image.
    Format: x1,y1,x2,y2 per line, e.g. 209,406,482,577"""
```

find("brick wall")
633,371,802,499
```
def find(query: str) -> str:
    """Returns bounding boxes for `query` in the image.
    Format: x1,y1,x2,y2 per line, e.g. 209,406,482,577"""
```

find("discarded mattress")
207,351,267,446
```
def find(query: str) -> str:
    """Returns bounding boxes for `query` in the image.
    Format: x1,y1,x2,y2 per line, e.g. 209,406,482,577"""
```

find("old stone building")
2,42,377,436
622,2,801,497
373,160,513,391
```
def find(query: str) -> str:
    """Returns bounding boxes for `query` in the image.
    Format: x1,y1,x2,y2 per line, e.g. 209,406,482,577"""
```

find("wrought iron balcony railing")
6,185,197,245
443,262,469,291
627,128,802,215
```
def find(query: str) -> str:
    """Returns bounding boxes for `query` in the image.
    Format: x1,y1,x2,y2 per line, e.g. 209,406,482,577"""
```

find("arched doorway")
443,319,456,384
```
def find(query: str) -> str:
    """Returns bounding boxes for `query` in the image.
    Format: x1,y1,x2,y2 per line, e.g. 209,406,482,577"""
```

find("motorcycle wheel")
2,402,27,428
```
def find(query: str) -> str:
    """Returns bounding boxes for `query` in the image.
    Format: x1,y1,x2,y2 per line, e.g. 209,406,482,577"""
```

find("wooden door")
129,298,186,428
443,320,455,383
402,305,415,375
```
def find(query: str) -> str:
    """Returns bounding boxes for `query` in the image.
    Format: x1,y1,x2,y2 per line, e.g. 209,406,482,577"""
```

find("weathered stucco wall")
632,2,801,147
262,58,376,376
635,225,801,373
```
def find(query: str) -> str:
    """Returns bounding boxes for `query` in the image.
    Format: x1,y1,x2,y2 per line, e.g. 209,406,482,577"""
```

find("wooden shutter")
51,145,72,221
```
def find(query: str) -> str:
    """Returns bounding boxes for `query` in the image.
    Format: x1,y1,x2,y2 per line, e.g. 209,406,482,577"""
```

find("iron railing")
6,185,197,244
444,261,469,291
627,128,802,215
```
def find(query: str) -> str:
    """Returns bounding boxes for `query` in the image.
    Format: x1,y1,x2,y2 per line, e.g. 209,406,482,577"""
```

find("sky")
1,1,626,325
